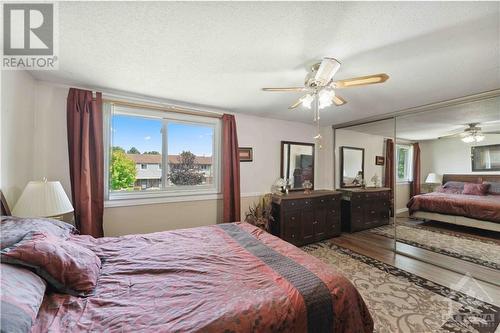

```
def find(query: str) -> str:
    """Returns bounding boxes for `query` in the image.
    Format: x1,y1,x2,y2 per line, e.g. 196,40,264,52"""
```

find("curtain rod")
104,98,223,119
36,80,226,118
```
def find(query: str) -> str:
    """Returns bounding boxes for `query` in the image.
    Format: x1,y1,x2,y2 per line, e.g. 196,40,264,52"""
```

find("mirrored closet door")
334,118,397,254
394,95,500,286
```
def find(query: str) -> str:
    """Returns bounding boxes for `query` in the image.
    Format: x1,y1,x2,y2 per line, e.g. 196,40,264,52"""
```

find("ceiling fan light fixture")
318,88,335,109
301,94,314,109
314,58,341,86
461,133,485,143
461,136,475,143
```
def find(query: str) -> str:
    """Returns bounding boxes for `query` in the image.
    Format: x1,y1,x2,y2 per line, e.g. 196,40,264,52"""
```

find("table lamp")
424,173,442,193
12,178,74,219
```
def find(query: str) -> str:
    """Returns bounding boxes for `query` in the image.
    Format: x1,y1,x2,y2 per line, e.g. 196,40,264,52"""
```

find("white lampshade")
425,173,442,184
12,180,74,218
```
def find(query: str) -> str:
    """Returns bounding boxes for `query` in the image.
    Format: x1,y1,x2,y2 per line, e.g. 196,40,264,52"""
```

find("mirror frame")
340,146,365,188
280,141,315,191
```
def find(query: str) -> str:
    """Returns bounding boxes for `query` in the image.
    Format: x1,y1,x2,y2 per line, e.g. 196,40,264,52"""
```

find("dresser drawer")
284,211,300,227
281,199,304,210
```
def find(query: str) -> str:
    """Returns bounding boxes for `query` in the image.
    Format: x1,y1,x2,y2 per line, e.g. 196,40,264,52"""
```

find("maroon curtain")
67,88,104,237
384,139,394,190
384,139,395,215
411,143,421,197
222,114,241,223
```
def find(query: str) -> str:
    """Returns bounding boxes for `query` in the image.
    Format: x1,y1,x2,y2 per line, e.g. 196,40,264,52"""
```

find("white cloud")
144,136,151,140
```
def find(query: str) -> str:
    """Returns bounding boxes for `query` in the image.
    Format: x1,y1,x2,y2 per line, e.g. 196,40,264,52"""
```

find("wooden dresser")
338,187,391,233
270,190,342,246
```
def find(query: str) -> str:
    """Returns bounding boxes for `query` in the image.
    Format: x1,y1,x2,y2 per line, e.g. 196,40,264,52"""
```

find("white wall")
1,71,37,207
11,81,333,235
420,135,500,177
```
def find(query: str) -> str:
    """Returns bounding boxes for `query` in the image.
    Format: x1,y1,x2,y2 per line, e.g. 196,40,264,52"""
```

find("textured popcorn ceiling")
31,2,500,125
343,97,500,140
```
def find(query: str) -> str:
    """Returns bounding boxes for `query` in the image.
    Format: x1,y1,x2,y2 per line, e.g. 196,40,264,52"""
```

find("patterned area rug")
368,224,500,270
302,241,500,333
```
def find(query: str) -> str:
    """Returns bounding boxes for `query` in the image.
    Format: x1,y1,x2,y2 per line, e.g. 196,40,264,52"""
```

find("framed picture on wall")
471,144,500,171
239,147,253,162
375,156,385,166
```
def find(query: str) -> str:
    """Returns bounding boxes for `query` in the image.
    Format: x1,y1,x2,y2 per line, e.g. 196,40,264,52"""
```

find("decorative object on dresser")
424,173,442,193
280,141,315,191
12,179,74,220
244,194,274,231
302,180,313,194
238,147,253,162
338,187,391,233
340,146,365,188
270,190,341,246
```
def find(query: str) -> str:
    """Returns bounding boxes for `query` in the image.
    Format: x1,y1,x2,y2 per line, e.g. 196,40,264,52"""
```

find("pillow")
1,216,78,249
483,181,500,195
1,232,101,296
1,263,47,333
436,186,462,194
442,181,466,191
462,183,490,196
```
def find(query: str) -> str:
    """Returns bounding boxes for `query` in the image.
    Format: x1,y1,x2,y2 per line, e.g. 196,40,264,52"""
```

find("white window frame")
103,102,222,204
396,144,413,183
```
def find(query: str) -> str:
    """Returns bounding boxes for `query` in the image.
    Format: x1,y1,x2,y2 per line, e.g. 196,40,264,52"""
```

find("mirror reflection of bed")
395,96,500,285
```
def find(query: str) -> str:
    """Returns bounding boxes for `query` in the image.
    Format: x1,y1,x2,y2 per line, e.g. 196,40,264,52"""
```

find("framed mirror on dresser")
280,141,315,191
340,146,365,188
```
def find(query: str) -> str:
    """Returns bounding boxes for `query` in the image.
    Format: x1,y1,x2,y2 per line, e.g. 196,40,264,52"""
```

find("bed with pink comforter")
407,192,500,223
32,222,373,333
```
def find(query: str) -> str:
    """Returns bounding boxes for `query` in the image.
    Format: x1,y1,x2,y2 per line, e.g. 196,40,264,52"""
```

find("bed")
407,174,500,232
1,215,373,333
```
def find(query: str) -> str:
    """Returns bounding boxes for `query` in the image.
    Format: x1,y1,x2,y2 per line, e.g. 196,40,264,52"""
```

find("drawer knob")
291,202,295,206
371,210,375,214
313,221,318,225
291,234,295,238
321,199,324,203
291,217,295,220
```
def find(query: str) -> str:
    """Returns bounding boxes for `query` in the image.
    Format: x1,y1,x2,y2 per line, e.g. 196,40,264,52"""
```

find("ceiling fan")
438,122,500,143
262,57,389,110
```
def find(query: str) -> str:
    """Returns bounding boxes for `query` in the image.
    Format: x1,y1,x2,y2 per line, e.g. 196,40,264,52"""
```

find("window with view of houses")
105,103,220,200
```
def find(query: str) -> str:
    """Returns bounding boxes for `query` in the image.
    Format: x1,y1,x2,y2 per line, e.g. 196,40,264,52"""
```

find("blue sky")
112,115,213,156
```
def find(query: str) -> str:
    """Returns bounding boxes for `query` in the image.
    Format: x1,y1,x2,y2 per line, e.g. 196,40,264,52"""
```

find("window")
104,102,221,201
396,144,413,183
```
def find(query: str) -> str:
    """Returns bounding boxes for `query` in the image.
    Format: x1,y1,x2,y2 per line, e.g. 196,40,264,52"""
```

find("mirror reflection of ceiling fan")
262,57,389,110
438,122,500,143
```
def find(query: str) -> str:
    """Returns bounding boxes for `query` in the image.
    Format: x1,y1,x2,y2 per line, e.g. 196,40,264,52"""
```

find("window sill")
105,191,222,208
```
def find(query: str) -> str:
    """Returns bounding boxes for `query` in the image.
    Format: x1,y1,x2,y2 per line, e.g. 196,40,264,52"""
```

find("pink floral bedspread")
32,223,372,332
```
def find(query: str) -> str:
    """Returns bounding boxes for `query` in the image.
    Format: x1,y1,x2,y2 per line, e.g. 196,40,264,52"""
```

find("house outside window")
104,102,221,201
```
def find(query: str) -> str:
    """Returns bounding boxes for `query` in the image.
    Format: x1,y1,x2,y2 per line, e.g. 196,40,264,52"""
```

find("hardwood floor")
329,231,500,307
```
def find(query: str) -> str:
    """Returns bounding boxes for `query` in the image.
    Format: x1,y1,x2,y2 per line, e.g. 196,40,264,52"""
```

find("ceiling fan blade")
332,95,347,106
262,87,307,92
288,98,303,109
333,73,389,88
483,130,500,134
314,57,341,86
